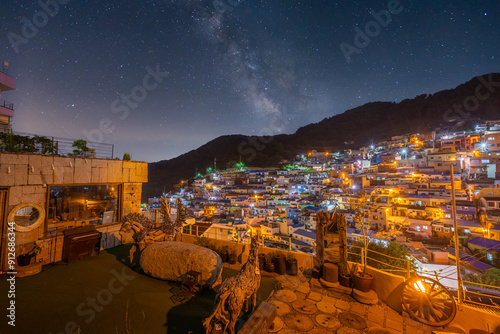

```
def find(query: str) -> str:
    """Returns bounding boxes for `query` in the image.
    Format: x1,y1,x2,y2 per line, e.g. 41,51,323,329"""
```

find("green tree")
70,139,95,157
123,152,131,161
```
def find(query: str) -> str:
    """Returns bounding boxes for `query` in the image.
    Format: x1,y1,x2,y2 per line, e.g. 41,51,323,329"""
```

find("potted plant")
17,243,42,267
274,250,286,275
352,205,374,292
286,252,297,276
228,248,237,264
258,252,266,271
219,245,229,262
265,253,275,272
338,260,351,287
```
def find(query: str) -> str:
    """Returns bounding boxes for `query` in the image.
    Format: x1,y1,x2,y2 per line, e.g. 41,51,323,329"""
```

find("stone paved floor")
262,272,468,334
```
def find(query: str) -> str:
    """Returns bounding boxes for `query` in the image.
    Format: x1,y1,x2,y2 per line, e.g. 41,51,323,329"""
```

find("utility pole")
451,163,463,305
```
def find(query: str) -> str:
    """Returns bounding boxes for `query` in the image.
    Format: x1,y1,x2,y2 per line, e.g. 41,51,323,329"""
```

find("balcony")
0,99,14,117
0,70,16,91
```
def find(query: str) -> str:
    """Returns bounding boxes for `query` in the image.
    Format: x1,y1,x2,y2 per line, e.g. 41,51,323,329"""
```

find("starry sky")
1,1,499,162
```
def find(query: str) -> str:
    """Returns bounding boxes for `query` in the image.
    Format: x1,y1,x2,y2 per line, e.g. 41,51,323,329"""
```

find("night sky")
2,1,499,162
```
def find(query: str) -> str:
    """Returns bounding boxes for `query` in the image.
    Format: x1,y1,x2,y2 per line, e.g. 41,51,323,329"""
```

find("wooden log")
339,214,347,269
238,302,276,334
323,263,339,283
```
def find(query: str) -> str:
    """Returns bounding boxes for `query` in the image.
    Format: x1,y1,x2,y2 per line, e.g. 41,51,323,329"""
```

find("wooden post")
289,237,292,252
339,213,347,269
196,225,199,237
316,212,325,268
451,164,463,305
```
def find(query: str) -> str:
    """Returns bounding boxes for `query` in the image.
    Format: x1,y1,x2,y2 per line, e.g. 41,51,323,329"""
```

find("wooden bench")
238,302,276,334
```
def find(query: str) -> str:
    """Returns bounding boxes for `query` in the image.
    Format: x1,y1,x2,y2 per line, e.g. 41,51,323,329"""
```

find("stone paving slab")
266,273,455,334
296,283,311,294
307,291,323,302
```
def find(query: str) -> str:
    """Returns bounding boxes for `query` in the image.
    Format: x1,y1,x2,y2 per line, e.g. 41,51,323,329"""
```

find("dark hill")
143,73,500,200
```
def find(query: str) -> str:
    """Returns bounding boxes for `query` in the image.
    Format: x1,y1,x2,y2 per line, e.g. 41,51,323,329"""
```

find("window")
482,160,490,163
423,225,428,230
488,202,496,208
488,137,495,140
435,227,441,232
443,228,450,233
48,185,120,227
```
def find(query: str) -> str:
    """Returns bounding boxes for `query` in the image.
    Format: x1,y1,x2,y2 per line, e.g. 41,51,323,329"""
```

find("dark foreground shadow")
165,288,217,333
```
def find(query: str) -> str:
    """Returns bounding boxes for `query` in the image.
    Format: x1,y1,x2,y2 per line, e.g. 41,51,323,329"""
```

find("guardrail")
347,244,411,278
178,223,316,253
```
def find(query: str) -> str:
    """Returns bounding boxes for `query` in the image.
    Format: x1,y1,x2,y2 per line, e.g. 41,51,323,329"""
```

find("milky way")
1,1,499,161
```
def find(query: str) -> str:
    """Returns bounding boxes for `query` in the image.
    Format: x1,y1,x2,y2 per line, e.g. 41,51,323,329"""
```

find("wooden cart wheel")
401,276,457,327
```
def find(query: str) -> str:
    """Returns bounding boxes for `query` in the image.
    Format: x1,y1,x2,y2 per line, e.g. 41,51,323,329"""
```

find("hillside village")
147,122,500,280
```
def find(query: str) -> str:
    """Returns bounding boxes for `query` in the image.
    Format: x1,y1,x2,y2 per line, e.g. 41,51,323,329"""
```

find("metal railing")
347,244,411,278
0,99,13,110
1,131,114,159
179,224,316,253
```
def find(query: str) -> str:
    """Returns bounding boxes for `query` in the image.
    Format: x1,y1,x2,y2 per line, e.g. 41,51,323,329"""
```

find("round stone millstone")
338,312,367,330
315,313,341,329
278,329,300,334
267,316,283,333
367,327,394,334
269,300,291,316
309,328,333,334
317,298,337,314
352,288,378,305
283,312,315,332
336,326,362,334
274,289,297,303
292,299,317,314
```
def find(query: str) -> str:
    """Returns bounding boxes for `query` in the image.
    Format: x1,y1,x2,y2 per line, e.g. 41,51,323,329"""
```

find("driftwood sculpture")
203,235,261,334
119,213,173,264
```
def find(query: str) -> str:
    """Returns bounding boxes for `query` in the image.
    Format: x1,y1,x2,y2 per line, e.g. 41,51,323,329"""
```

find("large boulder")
140,241,222,288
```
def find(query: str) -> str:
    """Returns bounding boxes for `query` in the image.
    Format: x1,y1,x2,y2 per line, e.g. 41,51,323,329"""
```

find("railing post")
361,248,364,266
406,259,410,279
196,225,199,237
289,237,292,251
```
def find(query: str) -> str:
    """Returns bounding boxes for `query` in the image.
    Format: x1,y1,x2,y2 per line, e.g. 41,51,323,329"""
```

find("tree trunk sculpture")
203,235,261,334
